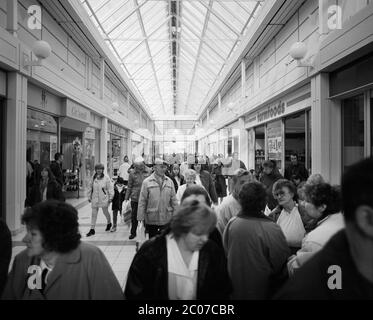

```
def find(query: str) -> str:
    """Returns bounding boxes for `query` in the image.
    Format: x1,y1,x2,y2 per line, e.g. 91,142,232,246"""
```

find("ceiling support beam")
133,0,166,113
183,0,213,114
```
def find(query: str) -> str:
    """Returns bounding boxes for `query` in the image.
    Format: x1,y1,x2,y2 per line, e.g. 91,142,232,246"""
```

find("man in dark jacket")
125,157,151,239
0,219,12,297
284,153,309,182
259,160,283,210
275,158,373,300
50,153,64,187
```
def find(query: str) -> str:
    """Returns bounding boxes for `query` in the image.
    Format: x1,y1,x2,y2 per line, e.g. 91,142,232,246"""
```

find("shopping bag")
122,200,132,226
135,221,149,252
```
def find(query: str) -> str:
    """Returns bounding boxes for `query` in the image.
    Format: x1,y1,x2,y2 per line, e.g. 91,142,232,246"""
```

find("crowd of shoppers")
3,154,372,300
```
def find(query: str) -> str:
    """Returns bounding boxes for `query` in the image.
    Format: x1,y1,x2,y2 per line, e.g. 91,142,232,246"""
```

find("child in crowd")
111,177,126,232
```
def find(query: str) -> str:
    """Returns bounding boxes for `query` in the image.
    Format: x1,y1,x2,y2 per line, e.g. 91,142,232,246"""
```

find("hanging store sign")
62,99,90,124
108,122,127,137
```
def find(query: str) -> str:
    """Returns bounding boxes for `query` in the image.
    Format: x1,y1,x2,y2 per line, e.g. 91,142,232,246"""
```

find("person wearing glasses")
287,183,344,276
270,179,306,254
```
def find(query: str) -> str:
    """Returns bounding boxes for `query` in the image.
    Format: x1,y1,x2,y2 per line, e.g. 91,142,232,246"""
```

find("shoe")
86,229,95,237
110,226,117,232
105,223,112,231
129,234,136,240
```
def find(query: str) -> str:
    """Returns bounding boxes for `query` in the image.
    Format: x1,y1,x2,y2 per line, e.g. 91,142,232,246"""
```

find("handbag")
135,222,149,252
122,200,132,226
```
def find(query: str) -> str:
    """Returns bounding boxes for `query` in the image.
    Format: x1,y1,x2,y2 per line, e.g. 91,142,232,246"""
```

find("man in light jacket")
138,158,178,238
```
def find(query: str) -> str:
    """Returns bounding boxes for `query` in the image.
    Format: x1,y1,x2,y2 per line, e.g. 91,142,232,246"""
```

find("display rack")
64,169,80,198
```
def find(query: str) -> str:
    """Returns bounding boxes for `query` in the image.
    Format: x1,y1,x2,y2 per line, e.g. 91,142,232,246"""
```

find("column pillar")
100,58,105,99
311,73,341,184
241,60,246,98
127,131,133,162
6,72,27,233
6,0,18,37
100,117,108,174
238,117,248,169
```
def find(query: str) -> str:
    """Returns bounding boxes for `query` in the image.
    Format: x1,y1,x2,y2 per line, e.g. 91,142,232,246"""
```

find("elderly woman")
26,167,65,207
223,182,290,299
287,183,344,276
125,201,232,300
176,169,198,204
86,163,114,237
2,201,123,300
269,179,306,253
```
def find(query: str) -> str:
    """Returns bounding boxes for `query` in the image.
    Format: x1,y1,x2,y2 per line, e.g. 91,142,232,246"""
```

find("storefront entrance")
284,111,311,175
342,91,373,172
61,128,83,197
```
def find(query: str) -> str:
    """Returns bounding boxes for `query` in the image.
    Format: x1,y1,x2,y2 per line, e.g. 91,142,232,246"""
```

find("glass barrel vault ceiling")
80,0,263,118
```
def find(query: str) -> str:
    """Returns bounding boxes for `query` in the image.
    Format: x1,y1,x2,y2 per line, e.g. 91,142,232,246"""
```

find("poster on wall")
267,121,282,170
50,136,57,161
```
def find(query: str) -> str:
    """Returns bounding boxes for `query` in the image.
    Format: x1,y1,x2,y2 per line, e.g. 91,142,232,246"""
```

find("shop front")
131,132,143,162
60,99,91,197
245,85,311,176
83,112,102,188
329,53,373,172
26,83,61,172
108,121,128,178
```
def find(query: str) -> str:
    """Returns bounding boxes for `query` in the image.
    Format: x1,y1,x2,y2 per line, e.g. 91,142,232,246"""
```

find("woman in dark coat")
125,201,232,300
26,167,65,207
211,159,227,203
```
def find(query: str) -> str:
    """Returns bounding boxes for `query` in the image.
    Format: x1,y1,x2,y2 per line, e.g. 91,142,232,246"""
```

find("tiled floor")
11,203,140,291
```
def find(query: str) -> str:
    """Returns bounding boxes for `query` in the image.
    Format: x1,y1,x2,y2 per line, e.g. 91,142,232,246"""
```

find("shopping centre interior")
0,0,373,300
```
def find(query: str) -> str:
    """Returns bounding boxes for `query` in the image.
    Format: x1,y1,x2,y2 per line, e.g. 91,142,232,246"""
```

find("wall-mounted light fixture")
289,42,314,67
226,102,239,116
24,40,51,67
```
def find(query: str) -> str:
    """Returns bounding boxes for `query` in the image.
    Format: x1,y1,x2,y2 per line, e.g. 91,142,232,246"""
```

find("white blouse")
167,234,199,300
276,206,306,248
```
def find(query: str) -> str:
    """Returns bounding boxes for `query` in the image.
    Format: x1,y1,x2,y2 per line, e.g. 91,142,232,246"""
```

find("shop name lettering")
71,106,88,121
257,102,285,123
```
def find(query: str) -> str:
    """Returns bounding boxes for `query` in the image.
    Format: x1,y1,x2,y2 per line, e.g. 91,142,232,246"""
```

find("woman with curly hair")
2,200,123,300
287,183,344,276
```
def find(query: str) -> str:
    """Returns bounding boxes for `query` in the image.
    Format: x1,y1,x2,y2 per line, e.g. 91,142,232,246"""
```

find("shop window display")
284,112,307,171
267,120,282,172
26,109,57,169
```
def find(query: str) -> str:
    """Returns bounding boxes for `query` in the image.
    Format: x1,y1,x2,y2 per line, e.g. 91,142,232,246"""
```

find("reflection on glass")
267,120,282,172
342,95,364,171
285,112,306,171
255,125,265,173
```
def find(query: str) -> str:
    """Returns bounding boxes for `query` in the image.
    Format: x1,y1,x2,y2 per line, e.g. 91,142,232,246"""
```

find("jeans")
130,201,138,236
91,206,111,229
112,209,120,227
